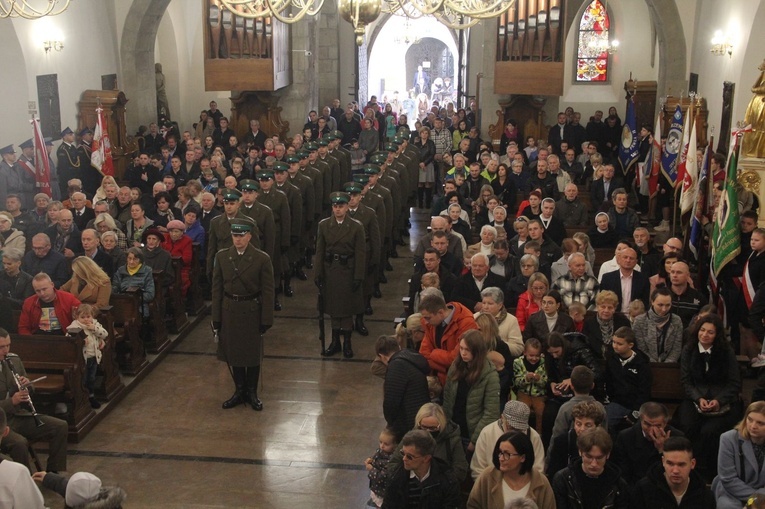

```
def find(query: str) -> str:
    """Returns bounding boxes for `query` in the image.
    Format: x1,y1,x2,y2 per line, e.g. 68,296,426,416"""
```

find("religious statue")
741,60,765,159
155,63,171,121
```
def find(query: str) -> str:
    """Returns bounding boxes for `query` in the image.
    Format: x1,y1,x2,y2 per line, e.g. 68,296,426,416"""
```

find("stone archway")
120,0,172,131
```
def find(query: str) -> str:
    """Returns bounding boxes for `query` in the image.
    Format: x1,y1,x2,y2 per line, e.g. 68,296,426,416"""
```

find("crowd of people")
0,95,764,507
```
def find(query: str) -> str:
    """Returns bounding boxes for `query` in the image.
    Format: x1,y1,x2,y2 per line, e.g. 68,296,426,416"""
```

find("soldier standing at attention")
286,154,315,280
315,192,366,358
212,219,274,411
239,179,277,269
206,189,260,276
256,169,291,310
273,161,303,297
56,127,85,198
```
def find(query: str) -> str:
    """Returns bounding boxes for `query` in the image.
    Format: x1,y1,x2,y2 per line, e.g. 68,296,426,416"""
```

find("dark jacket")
383,457,461,509
612,422,684,484
591,177,624,206
384,349,431,441
634,461,716,509
452,272,507,312
409,267,457,313
552,459,630,509
604,349,651,410
44,224,84,256
21,249,71,288
581,313,631,360
523,310,575,347
0,270,34,306
546,428,579,478
680,342,741,407
599,269,650,310
547,334,603,394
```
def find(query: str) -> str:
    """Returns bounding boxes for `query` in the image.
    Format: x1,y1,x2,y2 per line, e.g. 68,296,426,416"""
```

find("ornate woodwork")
488,96,549,149
230,91,290,142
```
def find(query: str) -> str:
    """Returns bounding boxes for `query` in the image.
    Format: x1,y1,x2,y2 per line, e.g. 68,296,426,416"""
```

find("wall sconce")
43,40,64,53
710,30,732,57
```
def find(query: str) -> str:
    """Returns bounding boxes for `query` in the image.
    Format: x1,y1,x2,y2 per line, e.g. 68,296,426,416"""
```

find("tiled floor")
37,208,429,508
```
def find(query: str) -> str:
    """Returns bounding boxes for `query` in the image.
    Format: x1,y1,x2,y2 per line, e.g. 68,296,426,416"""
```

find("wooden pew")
188,242,206,316
109,293,149,375
650,362,684,415
167,257,189,334
593,247,613,275
11,330,97,442
90,306,125,401
147,270,170,353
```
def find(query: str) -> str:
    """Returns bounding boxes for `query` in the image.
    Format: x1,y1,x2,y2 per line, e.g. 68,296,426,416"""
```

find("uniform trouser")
379,238,391,275
330,316,353,329
3,415,69,472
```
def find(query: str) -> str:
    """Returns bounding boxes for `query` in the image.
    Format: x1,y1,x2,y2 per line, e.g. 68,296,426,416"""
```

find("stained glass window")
576,0,610,82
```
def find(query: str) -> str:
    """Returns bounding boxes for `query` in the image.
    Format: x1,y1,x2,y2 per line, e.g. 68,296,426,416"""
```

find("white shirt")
597,257,641,282
619,269,633,313
0,460,45,508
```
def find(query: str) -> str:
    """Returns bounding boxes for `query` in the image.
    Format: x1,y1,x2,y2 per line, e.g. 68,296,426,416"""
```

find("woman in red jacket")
161,220,193,296
516,272,548,331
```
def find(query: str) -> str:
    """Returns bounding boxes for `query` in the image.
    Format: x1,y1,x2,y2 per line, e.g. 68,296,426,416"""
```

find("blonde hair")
71,256,110,286
737,401,765,440
415,402,447,430
474,312,499,351
628,300,646,316
595,290,619,307
421,272,440,289
74,303,96,319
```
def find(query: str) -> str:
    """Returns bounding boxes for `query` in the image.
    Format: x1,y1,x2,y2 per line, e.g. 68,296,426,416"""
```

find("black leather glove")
212,321,221,331
281,245,289,254
367,264,377,275
290,236,299,245
259,325,271,334
352,280,362,292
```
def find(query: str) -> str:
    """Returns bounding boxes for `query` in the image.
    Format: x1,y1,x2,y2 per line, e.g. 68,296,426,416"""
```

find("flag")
689,135,712,259
91,107,114,177
661,104,683,185
618,95,639,177
678,114,698,215
675,102,693,189
30,117,52,197
640,111,662,198
711,133,742,275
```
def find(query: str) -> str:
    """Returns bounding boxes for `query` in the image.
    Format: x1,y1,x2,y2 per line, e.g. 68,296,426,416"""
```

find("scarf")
596,315,614,348
496,308,508,327
646,308,671,359
127,263,142,276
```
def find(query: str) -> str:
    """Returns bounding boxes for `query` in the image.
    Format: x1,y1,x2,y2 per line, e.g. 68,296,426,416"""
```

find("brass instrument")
4,355,44,428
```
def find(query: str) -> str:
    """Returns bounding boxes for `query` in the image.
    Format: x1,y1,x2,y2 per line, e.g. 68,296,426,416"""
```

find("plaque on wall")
37,74,61,140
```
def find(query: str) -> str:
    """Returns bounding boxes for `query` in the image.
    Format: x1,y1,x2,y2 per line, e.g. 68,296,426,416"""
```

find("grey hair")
100,231,118,242
480,286,504,304
471,253,490,266
567,252,586,266
419,287,444,302
519,254,539,269
480,225,497,238
1,247,23,262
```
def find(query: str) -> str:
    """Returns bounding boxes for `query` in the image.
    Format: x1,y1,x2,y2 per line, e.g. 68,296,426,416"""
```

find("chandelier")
0,0,72,19
217,0,516,45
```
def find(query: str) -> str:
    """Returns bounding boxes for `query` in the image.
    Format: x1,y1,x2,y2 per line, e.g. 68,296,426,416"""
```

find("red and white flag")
30,117,52,197
91,107,114,177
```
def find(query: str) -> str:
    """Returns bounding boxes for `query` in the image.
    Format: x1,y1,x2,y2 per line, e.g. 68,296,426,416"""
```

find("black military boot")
245,366,263,411
222,367,247,409
355,314,369,336
365,297,373,316
342,330,354,358
373,283,382,298
305,248,314,269
283,274,294,297
274,296,282,311
293,262,308,281
322,329,342,356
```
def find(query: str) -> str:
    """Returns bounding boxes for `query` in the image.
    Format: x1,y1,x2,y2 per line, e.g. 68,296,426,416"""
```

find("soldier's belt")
224,292,261,302
325,253,353,263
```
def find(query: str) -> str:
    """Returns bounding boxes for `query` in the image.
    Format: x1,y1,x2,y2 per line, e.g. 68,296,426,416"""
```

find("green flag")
712,141,741,275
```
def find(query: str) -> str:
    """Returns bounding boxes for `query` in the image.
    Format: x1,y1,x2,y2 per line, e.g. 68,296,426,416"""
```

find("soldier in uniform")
78,127,100,197
256,169,291,310
307,142,332,216
286,154,315,280
56,127,85,199
315,192,366,358
211,219,274,411
317,139,341,195
298,149,322,269
364,164,394,278
354,172,386,298
329,131,352,183
371,151,402,258
273,161,302,296
206,189,260,276
239,179,277,269
384,142,411,243
344,181,381,336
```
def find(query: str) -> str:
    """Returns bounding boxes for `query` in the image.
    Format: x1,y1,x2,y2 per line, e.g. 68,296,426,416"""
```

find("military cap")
353,173,369,184
316,139,329,147
240,179,260,192
325,132,337,141
222,189,242,201
329,191,350,204
343,181,364,194
230,218,254,234
256,169,274,180
369,153,387,165
390,137,403,146
44,137,54,146
385,143,399,152
0,145,15,155
306,142,319,151
79,127,93,136
272,161,289,172
363,164,380,175
60,127,73,137
286,155,300,164
19,139,34,150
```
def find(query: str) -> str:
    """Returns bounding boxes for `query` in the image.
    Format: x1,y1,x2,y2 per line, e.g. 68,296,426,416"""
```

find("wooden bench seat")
11,330,97,442
109,293,148,375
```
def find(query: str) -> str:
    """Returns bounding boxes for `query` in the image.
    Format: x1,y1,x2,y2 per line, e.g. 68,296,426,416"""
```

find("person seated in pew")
488,239,516,283
612,401,683,485
21,233,71,288
0,328,69,474
112,247,156,318
140,227,174,288
99,231,127,271
603,327,652,432
18,273,81,335
0,247,34,306
634,287,684,363
79,228,114,279
453,253,506,313
161,220,193,297
61,256,112,314
504,254,537,309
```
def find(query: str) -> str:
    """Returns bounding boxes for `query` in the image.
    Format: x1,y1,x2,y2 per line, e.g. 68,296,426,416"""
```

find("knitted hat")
166,220,186,231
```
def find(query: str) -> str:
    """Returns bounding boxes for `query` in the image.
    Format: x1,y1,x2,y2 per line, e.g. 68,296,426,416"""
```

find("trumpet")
4,355,44,428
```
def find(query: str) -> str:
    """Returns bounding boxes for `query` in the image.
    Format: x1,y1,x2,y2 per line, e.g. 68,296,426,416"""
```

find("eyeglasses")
497,451,522,461
403,452,423,461
582,452,607,463
531,286,547,291
417,422,440,432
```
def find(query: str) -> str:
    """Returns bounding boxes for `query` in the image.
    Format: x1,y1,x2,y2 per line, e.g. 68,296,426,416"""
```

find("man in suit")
600,247,650,312
453,253,506,312
547,112,572,155
212,218,274,411
80,228,114,278
199,192,221,233
591,164,623,208
69,192,95,231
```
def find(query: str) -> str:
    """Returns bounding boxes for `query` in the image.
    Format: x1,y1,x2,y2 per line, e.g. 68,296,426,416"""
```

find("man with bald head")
80,228,114,278
69,191,95,231
554,183,588,227
600,247,650,312
43,209,83,259
669,261,707,327
553,252,599,309
21,233,70,287
413,216,464,269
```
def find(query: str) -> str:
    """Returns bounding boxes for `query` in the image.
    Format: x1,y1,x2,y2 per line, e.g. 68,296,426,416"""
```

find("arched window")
576,0,611,82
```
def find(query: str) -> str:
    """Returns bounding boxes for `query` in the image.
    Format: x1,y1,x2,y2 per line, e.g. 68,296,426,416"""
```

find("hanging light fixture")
0,0,72,19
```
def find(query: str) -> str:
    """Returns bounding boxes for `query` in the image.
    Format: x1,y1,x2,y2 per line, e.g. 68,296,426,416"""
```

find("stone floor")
36,208,430,508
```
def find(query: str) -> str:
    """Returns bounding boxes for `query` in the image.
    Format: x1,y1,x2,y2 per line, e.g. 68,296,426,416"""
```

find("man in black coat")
548,112,573,155
612,402,684,485
375,336,430,441
591,164,624,209
408,248,457,314
44,209,83,259
599,247,650,312
453,253,506,312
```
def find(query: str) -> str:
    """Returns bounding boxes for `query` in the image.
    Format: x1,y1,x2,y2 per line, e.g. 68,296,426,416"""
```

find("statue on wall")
742,60,765,159
155,63,171,121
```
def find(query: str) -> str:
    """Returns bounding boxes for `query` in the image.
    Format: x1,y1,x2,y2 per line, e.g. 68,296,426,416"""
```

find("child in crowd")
567,302,586,333
524,136,538,162
627,300,646,324
513,338,547,434
67,304,108,409
349,139,366,173
364,428,397,508
604,326,651,430
427,375,443,403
